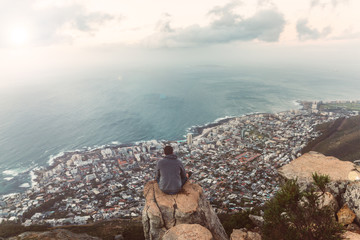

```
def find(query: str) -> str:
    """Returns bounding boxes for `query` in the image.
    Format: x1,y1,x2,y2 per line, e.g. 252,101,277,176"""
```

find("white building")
187,133,193,146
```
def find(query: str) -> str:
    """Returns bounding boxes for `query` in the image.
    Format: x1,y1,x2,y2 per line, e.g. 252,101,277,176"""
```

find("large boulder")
337,204,356,225
278,152,358,183
278,152,355,202
230,229,261,240
347,223,360,233
344,182,360,223
248,215,264,227
318,192,339,212
162,224,213,240
342,231,360,240
142,181,228,240
327,180,350,203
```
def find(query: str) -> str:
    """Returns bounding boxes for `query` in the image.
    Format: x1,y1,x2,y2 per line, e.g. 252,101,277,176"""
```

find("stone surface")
327,180,350,203
279,152,359,184
344,182,360,222
338,204,356,225
142,180,228,240
230,229,261,240
162,224,213,240
347,223,360,234
248,215,264,227
318,192,339,212
7,229,100,240
114,234,125,240
343,231,360,240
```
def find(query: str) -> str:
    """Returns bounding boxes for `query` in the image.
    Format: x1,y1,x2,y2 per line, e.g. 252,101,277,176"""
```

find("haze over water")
0,64,359,195
1,0,360,195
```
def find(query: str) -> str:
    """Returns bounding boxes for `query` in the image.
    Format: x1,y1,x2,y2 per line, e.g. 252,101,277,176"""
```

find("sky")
0,0,359,87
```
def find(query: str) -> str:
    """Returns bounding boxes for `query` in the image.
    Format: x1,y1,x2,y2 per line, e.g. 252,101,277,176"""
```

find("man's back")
156,153,187,195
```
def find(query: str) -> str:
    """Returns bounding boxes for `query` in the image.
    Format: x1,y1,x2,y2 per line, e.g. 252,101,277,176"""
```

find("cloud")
296,19,332,40
310,0,349,8
257,0,276,8
155,13,174,33
208,1,242,18
310,0,321,7
146,3,285,47
0,0,118,47
72,11,115,32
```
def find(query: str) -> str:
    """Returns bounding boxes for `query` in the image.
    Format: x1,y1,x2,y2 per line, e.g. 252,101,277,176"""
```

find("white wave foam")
3,169,19,176
292,100,300,106
214,115,235,122
48,151,65,166
19,183,30,188
4,177,14,181
291,100,302,109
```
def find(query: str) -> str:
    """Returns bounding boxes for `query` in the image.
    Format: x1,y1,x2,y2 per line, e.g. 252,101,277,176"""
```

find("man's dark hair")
164,146,173,155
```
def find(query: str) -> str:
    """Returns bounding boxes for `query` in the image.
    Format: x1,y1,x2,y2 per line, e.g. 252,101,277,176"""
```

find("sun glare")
10,27,29,46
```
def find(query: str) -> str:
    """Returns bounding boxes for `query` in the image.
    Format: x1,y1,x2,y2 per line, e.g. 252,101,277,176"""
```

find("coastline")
29,106,304,190
1,101,301,196
1,99,359,224
2,98,356,196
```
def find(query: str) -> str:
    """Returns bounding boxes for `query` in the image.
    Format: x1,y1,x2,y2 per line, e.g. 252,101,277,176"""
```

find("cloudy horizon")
0,0,359,87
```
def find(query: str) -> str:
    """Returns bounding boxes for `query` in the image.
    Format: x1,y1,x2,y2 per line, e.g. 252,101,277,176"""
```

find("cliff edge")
278,151,360,184
142,180,228,240
279,151,360,229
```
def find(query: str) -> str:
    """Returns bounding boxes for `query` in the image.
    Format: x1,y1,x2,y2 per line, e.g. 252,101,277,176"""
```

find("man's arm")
180,163,187,185
155,162,160,182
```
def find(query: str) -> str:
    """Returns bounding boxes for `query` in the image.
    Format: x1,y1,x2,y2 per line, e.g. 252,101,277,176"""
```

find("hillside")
0,219,144,240
302,115,360,161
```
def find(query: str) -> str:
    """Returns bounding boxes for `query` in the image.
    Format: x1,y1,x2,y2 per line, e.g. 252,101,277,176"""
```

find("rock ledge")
142,180,228,240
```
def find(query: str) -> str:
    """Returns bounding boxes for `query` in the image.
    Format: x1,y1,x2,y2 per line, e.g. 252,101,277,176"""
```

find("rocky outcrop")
279,151,360,225
338,204,357,225
142,180,228,240
343,231,360,240
278,152,360,214
248,215,264,227
7,229,100,240
344,182,360,222
278,152,359,184
162,224,213,240
347,223,360,233
230,229,261,240
327,180,350,201
318,192,339,212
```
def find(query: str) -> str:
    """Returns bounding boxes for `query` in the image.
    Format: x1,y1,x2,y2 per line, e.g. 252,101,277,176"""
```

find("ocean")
0,65,359,195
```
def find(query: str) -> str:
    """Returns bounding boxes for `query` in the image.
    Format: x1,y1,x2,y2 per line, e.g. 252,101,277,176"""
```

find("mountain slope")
302,115,360,161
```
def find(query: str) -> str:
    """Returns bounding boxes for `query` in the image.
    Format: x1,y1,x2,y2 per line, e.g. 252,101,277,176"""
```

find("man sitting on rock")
155,146,188,195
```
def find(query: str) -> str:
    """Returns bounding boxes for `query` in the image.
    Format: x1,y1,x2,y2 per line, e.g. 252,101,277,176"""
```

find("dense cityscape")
0,100,359,227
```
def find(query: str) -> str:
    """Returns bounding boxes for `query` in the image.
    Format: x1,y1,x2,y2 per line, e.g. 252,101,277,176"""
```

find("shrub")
219,209,257,237
262,173,344,240
312,172,330,194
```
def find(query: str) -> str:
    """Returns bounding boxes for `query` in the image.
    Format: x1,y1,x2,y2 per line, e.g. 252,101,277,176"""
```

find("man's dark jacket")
155,154,187,194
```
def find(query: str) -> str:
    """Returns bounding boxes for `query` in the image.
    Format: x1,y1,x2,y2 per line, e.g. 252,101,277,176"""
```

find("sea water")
0,65,359,195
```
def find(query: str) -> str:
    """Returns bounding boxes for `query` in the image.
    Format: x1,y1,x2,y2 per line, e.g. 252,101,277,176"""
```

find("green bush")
219,209,257,237
312,172,330,194
262,173,344,240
